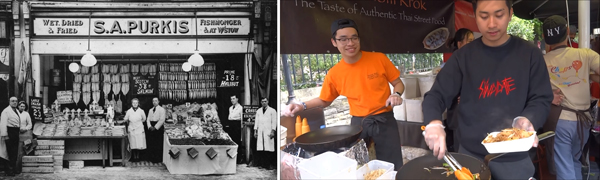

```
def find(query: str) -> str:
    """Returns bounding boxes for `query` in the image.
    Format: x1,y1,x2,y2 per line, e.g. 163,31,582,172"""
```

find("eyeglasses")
336,37,360,45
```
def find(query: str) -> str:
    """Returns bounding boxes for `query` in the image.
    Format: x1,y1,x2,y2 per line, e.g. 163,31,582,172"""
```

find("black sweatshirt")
422,36,553,162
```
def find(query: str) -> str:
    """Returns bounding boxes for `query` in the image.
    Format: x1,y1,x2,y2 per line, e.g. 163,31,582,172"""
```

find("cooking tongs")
444,152,474,179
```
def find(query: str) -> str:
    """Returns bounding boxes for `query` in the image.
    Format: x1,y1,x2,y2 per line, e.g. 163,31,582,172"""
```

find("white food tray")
356,160,394,180
482,131,536,154
298,151,357,179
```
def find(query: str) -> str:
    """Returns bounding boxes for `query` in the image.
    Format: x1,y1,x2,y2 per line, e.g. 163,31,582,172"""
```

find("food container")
405,98,423,123
399,77,420,99
393,102,406,121
298,151,357,179
417,76,436,96
356,160,394,180
379,171,397,179
482,131,537,154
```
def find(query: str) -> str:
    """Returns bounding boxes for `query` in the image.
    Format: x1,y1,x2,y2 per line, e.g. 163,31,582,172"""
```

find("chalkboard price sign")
243,105,260,122
133,75,156,95
29,96,44,122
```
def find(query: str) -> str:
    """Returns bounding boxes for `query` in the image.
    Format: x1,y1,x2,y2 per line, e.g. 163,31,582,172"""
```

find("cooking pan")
294,125,362,153
396,152,492,180
396,131,555,180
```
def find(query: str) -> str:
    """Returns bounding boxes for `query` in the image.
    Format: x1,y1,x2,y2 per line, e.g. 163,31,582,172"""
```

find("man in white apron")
0,97,19,176
123,98,147,162
254,97,276,170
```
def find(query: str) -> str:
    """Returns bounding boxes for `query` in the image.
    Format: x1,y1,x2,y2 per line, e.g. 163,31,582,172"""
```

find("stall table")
37,135,128,168
163,134,238,175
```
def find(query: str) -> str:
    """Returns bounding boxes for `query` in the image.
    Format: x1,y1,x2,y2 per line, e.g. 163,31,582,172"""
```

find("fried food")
482,128,534,143
364,169,386,180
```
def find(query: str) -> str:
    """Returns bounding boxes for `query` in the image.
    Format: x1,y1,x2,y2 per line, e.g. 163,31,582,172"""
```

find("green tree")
508,15,542,41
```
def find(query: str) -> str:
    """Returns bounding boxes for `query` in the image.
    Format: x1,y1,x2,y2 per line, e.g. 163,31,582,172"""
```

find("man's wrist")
393,92,402,97
300,102,307,110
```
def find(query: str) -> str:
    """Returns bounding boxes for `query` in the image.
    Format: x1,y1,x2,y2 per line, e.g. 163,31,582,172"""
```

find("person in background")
542,15,600,180
282,18,406,169
120,98,147,162
568,25,579,48
145,97,165,164
442,28,474,152
0,97,20,176
254,97,276,170
421,0,553,179
15,101,32,174
227,95,244,164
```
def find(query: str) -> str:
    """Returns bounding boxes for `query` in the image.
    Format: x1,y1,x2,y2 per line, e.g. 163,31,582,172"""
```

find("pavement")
0,161,277,180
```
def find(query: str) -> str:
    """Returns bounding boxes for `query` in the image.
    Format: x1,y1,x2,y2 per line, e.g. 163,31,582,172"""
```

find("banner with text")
33,18,250,36
281,0,455,54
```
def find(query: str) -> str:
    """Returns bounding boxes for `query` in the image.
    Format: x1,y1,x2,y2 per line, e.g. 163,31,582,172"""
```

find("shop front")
23,1,255,174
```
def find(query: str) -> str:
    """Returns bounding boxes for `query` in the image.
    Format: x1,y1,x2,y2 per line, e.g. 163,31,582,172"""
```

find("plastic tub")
298,151,357,179
393,102,406,121
379,171,397,179
482,131,537,154
356,160,394,180
400,77,420,99
417,76,436,96
405,98,424,123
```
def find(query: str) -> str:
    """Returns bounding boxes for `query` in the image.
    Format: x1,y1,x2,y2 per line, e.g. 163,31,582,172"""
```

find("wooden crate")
37,140,65,146
35,150,65,156
22,167,54,173
69,161,84,169
22,156,53,163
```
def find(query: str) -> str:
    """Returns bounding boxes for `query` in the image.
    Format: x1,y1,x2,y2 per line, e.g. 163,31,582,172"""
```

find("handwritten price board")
133,75,156,95
56,90,74,104
29,96,44,122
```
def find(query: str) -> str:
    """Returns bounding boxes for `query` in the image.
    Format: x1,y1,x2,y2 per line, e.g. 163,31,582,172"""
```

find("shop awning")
512,0,600,31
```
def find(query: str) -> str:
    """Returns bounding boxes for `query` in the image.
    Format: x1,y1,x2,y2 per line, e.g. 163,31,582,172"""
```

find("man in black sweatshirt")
421,0,554,179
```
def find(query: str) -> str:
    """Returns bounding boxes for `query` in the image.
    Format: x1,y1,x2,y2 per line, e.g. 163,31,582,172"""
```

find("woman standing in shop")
15,101,32,174
120,98,147,162
442,28,474,152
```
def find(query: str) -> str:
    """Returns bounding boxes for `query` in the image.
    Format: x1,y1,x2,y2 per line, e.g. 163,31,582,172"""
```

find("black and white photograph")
0,0,277,179
279,0,600,180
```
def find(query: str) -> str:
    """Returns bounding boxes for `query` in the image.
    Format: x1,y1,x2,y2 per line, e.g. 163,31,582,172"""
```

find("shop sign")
133,75,156,95
219,70,240,87
243,105,260,122
29,96,44,122
33,18,250,36
56,90,74,104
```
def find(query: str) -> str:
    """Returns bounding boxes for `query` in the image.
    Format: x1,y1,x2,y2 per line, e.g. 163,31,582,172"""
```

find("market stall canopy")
511,0,600,31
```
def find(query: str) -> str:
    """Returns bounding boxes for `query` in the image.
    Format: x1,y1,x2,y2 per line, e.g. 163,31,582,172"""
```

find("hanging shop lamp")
182,62,192,72
188,12,204,67
81,12,97,67
68,56,79,73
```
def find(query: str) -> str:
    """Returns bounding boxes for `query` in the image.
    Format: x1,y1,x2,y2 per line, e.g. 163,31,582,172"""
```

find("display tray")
168,138,235,146
163,135,238,175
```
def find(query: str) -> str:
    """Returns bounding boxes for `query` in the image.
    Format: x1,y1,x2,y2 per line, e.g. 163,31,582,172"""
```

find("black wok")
294,125,362,153
396,152,492,180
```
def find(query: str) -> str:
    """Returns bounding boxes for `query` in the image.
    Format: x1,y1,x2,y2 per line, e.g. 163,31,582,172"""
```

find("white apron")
125,108,146,150
254,107,276,152
0,106,19,160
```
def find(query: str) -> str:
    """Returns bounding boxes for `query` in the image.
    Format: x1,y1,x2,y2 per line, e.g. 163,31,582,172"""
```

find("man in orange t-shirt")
282,18,406,168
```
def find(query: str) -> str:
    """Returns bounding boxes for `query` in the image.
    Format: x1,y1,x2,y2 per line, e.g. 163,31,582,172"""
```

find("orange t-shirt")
319,51,401,116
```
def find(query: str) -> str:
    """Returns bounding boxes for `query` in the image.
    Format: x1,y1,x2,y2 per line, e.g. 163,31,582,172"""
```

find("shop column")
32,54,41,97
